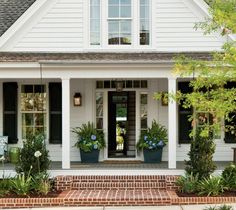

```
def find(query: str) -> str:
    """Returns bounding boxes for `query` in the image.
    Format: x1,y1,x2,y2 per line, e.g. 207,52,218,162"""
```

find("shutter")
224,82,236,143
3,82,18,144
178,82,193,143
49,83,62,144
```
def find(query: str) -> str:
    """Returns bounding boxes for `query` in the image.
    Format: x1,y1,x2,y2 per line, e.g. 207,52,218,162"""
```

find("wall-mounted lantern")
115,81,123,92
74,93,82,106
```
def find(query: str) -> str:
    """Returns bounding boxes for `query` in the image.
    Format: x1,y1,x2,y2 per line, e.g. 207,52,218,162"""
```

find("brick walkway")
1,175,236,208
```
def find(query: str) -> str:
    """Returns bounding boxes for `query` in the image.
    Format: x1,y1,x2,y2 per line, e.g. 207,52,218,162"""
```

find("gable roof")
0,0,37,37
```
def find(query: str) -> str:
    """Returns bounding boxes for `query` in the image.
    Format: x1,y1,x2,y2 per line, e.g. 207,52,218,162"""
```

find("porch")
1,161,231,177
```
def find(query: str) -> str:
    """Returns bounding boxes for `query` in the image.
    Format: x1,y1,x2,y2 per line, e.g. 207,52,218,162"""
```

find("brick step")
72,181,166,190
56,175,178,191
64,190,172,206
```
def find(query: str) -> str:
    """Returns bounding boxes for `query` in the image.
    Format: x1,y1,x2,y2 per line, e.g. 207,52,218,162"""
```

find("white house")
0,0,235,170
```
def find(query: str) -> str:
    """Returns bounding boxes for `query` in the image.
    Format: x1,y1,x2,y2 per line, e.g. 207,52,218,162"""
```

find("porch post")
168,77,177,169
61,77,71,169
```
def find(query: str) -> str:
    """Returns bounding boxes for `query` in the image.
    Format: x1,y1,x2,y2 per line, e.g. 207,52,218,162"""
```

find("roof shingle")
0,0,37,37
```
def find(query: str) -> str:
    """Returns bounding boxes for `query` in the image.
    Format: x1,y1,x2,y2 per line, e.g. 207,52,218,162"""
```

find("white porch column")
62,78,71,169
168,77,177,169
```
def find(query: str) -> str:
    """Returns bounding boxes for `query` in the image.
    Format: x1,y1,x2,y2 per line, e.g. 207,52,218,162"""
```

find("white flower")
0,156,5,161
34,151,42,158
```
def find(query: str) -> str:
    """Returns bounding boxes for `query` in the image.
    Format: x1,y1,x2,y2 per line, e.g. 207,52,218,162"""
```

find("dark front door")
108,91,136,158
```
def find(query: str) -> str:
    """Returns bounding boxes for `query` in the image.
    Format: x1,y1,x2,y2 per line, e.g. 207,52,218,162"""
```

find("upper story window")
89,0,151,47
140,0,150,45
108,0,132,45
90,0,101,45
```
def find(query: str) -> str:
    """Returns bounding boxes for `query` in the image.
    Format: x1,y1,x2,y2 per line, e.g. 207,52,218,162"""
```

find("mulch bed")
1,190,62,198
177,191,236,197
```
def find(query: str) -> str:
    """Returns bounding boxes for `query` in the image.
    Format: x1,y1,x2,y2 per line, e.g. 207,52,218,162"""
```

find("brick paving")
1,175,236,208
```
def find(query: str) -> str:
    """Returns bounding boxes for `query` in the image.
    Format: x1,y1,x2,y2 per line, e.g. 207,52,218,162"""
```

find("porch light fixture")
74,93,82,106
115,81,123,92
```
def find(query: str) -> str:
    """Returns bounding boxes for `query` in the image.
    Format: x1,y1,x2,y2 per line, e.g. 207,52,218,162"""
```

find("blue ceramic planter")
80,149,99,163
143,148,163,163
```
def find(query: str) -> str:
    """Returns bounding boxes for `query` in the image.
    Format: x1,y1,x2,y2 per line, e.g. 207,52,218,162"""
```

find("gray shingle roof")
0,52,213,63
0,0,37,37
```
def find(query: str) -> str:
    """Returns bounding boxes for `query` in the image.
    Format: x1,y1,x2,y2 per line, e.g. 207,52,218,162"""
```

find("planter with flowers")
72,122,105,163
137,120,168,163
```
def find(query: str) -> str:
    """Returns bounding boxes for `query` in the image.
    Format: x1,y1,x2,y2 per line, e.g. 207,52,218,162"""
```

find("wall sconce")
74,93,82,106
115,81,123,92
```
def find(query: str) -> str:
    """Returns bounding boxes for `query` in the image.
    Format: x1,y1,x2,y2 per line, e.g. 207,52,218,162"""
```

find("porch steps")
55,175,178,206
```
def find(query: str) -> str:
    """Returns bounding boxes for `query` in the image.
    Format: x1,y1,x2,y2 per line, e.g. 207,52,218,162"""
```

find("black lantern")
74,93,82,106
115,81,123,92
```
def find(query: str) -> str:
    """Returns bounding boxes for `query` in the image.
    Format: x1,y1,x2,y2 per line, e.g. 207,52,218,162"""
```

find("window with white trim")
21,85,46,139
140,0,150,45
90,0,101,45
89,0,151,47
108,0,132,45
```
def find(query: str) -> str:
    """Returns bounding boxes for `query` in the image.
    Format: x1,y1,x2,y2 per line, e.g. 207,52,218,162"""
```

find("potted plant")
137,120,168,163
72,122,105,163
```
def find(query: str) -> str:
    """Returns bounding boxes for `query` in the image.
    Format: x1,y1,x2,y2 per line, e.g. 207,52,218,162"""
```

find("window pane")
120,21,131,33
22,113,34,126
140,5,149,18
109,6,119,17
120,34,131,45
121,0,131,5
91,20,100,32
21,93,34,111
141,94,147,104
134,80,140,88
35,114,45,126
90,32,100,45
91,0,100,5
96,104,103,117
140,32,149,45
120,6,131,17
96,118,103,129
90,6,100,18
109,34,120,45
109,21,119,33
141,118,147,129
109,0,119,4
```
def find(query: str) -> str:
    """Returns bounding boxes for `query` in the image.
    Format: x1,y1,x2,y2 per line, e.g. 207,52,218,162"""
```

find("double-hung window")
89,0,151,47
21,85,46,139
108,0,132,45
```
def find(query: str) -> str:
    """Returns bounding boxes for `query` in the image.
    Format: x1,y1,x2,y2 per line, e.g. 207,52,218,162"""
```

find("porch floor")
2,161,232,171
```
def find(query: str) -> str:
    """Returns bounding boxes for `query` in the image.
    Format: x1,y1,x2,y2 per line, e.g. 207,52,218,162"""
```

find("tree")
172,0,236,137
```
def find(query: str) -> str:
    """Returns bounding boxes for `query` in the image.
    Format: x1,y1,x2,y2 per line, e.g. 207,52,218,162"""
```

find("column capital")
168,76,177,81
61,77,71,81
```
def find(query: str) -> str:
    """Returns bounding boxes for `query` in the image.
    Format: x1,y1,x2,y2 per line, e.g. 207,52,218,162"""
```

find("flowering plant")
137,120,168,150
72,122,105,152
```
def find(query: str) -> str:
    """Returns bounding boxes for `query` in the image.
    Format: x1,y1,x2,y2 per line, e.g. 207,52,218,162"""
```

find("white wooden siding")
154,0,223,52
1,0,226,52
12,0,84,52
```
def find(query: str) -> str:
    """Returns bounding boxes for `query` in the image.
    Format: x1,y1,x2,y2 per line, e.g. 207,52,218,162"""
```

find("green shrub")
33,172,51,195
0,179,11,197
197,176,225,196
185,127,216,180
204,205,233,210
176,172,199,193
222,163,236,190
16,134,50,176
11,173,32,197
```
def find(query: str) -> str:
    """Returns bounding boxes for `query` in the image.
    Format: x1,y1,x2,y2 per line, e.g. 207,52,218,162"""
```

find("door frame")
95,89,142,161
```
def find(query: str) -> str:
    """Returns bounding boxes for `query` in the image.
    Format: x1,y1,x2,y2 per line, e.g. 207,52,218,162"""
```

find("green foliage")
72,122,105,152
222,163,236,190
198,0,236,35
176,173,199,193
185,128,216,180
137,120,167,150
0,179,11,197
16,134,50,176
11,173,32,197
204,205,233,210
33,172,51,196
197,176,225,196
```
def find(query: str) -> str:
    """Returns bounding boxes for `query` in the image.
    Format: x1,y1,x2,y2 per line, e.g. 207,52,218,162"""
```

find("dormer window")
89,0,151,47
108,0,132,45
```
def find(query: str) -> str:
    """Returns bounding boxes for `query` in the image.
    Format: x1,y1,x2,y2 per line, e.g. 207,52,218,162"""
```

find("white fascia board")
191,0,235,42
0,0,48,48
0,62,39,68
